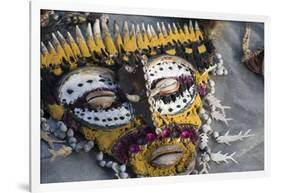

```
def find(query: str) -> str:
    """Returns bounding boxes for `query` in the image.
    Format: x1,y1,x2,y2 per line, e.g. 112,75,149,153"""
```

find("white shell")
199,108,206,114
217,59,224,67
41,122,50,132
201,113,209,121
213,131,219,138
119,164,126,172
216,53,222,59
202,124,212,133
199,142,207,150
106,161,113,168
223,69,228,75
75,143,83,152
119,172,129,179
209,80,215,87
210,105,216,112
67,129,74,137
202,153,210,162
68,137,77,144
112,162,119,173
99,160,106,167
206,118,212,125
70,143,76,149
41,109,44,117
55,131,66,139
84,144,92,152
96,151,103,161
41,117,47,123
88,140,94,147
216,68,224,76
155,128,162,135
57,121,68,132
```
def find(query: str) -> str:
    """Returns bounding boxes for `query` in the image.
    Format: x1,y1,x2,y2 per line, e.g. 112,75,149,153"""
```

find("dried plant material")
49,145,72,161
214,129,254,145
199,152,211,174
242,23,264,74
41,131,66,149
210,151,238,164
199,20,224,39
211,110,233,126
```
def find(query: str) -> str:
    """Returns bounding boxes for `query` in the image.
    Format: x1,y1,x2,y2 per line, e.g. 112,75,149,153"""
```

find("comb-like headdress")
41,16,215,77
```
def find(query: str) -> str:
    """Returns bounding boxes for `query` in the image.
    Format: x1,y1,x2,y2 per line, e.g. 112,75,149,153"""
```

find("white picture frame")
30,0,270,192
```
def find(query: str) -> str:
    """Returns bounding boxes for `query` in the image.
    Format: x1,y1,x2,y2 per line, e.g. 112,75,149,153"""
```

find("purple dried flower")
129,144,140,154
161,128,170,138
198,83,208,97
181,129,192,138
146,133,156,142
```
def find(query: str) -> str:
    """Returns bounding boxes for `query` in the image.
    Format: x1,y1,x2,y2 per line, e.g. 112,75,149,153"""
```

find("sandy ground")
40,14,264,183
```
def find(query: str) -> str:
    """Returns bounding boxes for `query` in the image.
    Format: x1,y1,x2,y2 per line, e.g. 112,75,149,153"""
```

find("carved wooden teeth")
41,42,49,55
161,22,168,37
172,22,179,34
195,21,199,31
189,20,194,29
94,19,101,37
141,23,146,33
114,20,120,33
57,31,67,44
150,24,157,37
123,20,129,33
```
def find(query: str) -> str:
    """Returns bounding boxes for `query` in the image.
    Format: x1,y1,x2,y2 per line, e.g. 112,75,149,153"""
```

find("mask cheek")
153,94,202,129
128,139,197,177
81,117,142,156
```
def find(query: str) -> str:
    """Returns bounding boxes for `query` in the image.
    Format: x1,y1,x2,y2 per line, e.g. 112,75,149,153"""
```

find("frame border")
30,0,270,192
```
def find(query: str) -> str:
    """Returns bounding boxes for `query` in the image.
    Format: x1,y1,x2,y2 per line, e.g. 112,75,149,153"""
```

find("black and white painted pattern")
73,102,134,128
58,72,117,105
146,61,192,88
152,84,196,115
